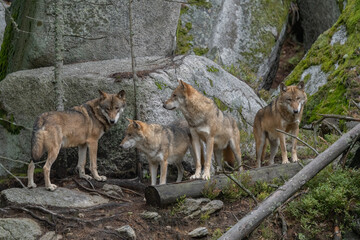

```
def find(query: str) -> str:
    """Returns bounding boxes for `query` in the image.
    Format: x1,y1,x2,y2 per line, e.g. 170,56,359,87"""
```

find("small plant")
286,167,360,238
211,228,223,240
206,65,219,73
200,211,210,222
170,194,186,215
202,180,221,200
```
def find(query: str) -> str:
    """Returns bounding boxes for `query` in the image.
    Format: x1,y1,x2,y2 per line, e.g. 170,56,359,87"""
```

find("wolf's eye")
115,106,119,110
287,98,292,102
128,133,132,137
106,107,110,111
173,94,177,97
296,97,301,100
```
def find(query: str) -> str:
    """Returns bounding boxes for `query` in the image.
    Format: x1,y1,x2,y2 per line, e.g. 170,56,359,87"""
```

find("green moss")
213,97,228,112
206,65,219,73
188,0,212,9
175,17,193,55
193,47,209,56
208,78,214,87
154,81,167,90
285,0,360,123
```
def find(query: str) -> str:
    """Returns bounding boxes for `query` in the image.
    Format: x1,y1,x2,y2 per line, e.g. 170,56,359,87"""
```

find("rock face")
0,218,42,240
180,0,291,89
0,55,265,178
297,0,341,50
0,187,108,207
2,0,179,74
285,0,359,124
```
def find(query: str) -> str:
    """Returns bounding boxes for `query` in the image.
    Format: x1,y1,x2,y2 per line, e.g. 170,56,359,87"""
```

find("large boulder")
297,0,341,50
1,0,179,75
285,0,360,124
179,0,291,90
0,218,42,240
0,55,264,178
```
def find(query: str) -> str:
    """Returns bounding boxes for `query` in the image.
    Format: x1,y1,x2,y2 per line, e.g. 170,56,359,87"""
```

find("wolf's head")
163,80,194,110
99,90,126,125
120,119,147,149
279,81,307,115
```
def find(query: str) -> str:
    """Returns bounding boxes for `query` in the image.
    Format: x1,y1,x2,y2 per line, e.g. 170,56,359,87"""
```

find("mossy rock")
285,0,360,125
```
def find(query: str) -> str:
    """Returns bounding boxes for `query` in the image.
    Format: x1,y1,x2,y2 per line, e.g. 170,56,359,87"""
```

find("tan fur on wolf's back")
253,81,307,168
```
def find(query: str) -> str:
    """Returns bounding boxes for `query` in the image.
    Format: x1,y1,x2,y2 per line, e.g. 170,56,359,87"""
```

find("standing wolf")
120,119,191,185
253,81,307,168
163,80,242,180
27,90,126,191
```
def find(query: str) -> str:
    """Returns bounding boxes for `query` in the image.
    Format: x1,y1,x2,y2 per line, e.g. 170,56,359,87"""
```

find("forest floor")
0,156,311,240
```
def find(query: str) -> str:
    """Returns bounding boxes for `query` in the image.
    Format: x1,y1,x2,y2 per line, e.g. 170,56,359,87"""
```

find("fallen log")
219,123,360,240
145,159,311,207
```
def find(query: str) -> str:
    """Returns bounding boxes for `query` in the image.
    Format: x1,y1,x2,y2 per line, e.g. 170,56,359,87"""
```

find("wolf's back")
31,116,46,161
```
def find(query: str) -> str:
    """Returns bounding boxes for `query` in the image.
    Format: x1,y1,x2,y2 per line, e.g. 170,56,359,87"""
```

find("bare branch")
0,163,27,188
222,171,258,205
0,117,32,131
10,206,56,227
63,34,106,40
73,178,132,202
351,99,360,111
276,128,319,155
317,114,360,122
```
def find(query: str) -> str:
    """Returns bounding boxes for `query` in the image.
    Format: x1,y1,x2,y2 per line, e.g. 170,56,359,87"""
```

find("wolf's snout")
163,103,167,109
110,119,116,124
293,109,299,114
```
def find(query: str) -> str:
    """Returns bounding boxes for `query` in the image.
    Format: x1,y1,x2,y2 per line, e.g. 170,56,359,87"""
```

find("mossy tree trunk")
219,123,360,240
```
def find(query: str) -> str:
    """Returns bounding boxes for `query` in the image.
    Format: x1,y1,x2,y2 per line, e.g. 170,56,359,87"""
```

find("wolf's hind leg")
43,145,61,191
269,138,279,165
175,160,184,183
27,160,37,188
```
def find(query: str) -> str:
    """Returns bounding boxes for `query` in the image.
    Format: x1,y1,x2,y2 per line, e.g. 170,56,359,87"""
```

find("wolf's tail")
223,145,235,167
31,119,45,161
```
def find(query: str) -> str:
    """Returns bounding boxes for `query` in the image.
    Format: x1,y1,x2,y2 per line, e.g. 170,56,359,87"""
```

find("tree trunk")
54,0,65,111
145,160,311,207
219,123,360,240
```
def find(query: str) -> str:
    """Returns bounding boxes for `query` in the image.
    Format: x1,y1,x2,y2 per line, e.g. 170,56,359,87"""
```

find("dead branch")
73,178,132,202
222,171,258,204
351,99,360,111
11,206,56,227
0,117,32,131
323,119,342,135
0,163,26,188
276,128,319,155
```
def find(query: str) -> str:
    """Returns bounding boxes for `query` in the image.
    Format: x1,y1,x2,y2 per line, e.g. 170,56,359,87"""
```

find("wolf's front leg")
190,129,202,179
159,158,168,185
77,144,93,180
88,141,107,181
149,162,158,186
291,127,299,162
202,137,214,180
279,133,289,164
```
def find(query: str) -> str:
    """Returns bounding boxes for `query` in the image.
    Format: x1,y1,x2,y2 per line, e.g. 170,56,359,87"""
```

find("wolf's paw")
282,159,290,164
28,183,37,188
46,184,57,191
292,156,298,162
95,175,107,182
201,172,211,180
80,174,93,180
190,173,201,180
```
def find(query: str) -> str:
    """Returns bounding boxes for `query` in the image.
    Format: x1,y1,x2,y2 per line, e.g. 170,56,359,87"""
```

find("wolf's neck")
87,99,111,131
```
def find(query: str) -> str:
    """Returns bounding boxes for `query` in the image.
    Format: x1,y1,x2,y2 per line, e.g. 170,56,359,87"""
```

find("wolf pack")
27,80,307,191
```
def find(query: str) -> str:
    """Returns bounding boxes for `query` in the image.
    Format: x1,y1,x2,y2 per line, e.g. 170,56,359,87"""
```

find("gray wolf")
163,80,242,180
120,119,191,185
253,81,307,167
27,90,126,191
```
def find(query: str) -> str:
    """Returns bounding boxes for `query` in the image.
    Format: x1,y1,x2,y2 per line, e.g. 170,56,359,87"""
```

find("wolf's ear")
178,79,186,90
133,120,141,129
297,81,305,91
126,118,133,123
280,83,287,92
117,90,126,99
99,90,108,99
